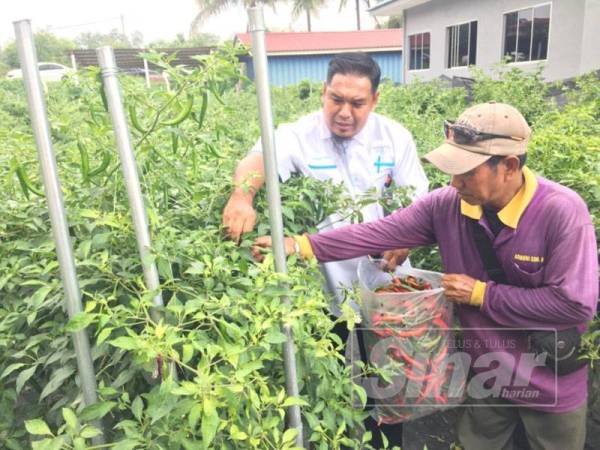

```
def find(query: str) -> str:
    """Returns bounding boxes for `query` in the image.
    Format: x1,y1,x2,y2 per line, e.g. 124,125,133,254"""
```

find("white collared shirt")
250,110,429,315
250,110,428,221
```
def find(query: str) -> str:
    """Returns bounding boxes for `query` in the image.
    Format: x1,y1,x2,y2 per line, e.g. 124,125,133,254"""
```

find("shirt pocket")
511,262,545,287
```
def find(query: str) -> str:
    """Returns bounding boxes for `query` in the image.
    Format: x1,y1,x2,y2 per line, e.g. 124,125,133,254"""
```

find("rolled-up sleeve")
248,124,300,182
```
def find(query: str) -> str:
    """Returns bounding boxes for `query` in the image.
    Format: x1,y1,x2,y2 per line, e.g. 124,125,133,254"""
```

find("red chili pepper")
380,313,405,325
397,346,426,372
404,369,434,383
416,378,437,404
371,312,385,323
372,328,394,338
393,324,428,338
432,317,448,330
387,346,403,362
377,413,409,425
433,346,448,365
435,393,448,404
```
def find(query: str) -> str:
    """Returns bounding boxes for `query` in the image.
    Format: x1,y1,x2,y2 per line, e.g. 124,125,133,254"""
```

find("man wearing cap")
253,102,598,449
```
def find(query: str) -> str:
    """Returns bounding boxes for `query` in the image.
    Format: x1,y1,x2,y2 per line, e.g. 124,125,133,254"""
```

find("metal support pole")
143,58,151,89
96,47,164,323
13,19,105,444
247,7,304,447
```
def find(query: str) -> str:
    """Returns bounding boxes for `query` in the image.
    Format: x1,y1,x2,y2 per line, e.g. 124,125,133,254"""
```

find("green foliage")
0,46,368,449
377,78,466,192
297,79,315,101
376,15,403,29
0,44,598,448
1,31,76,68
470,62,551,125
74,29,143,49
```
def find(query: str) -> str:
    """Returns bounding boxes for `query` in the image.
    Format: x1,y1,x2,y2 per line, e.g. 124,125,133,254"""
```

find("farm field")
0,46,599,449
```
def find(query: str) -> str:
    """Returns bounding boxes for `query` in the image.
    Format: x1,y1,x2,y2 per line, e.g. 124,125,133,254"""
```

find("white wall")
403,0,590,82
580,0,600,74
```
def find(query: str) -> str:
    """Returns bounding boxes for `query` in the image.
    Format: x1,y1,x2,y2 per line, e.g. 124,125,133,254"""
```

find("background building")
369,0,600,83
235,29,404,86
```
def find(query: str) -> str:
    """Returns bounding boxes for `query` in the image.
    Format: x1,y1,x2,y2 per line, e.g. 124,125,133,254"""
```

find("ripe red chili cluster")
365,274,463,423
374,275,433,293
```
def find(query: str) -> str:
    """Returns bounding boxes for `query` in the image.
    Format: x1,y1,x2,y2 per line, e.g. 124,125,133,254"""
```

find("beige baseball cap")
424,102,531,175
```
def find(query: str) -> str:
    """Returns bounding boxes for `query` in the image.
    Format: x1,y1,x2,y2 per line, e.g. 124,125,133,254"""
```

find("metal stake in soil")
13,19,105,445
247,6,304,447
96,46,165,322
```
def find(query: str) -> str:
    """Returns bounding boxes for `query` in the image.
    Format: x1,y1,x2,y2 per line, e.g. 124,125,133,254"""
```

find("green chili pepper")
16,165,44,198
96,73,109,112
88,151,112,178
128,103,149,134
205,142,219,158
193,90,208,129
171,132,178,155
420,334,442,351
77,140,90,182
161,94,193,126
208,81,224,105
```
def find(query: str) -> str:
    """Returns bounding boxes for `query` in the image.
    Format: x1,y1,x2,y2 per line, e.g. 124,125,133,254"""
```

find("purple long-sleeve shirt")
308,170,598,412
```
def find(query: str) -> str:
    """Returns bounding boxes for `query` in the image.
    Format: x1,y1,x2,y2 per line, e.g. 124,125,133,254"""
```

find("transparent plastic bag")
356,259,467,424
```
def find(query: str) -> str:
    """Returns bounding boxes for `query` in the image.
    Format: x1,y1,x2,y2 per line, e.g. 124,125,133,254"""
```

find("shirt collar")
460,166,538,229
318,110,370,146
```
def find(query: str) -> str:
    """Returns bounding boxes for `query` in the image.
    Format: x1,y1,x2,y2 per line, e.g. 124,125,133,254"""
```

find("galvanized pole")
96,47,164,323
247,7,304,446
13,19,105,444
70,51,78,71
143,58,151,89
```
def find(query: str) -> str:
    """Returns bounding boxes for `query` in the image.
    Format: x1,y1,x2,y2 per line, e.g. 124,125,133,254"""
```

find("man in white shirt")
222,52,428,447
223,52,428,308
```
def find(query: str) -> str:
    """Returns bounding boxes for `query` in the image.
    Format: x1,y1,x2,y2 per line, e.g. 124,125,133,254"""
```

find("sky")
0,0,381,47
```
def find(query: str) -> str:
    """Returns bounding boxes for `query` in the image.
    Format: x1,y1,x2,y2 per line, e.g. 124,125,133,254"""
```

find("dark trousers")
457,395,587,450
331,318,403,448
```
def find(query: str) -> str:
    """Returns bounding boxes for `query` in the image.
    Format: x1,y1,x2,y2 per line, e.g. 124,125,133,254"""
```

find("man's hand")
252,236,296,261
381,248,410,271
222,193,256,243
442,274,477,304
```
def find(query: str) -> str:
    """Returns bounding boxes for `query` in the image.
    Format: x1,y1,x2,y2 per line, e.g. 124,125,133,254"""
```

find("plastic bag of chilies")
356,259,467,424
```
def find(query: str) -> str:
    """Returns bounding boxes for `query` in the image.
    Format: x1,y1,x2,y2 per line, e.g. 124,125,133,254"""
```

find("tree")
74,28,143,49
337,0,361,30
377,15,403,29
291,0,327,32
338,0,380,30
190,0,276,36
148,33,220,49
0,30,75,68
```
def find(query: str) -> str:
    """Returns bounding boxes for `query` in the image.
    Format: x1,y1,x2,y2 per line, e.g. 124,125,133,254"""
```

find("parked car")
121,67,164,83
6,62,73,82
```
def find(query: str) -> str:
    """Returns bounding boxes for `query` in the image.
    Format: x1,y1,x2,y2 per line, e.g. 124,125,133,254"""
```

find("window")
447,21,477,68
409,32,430,70
503,4,550,63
